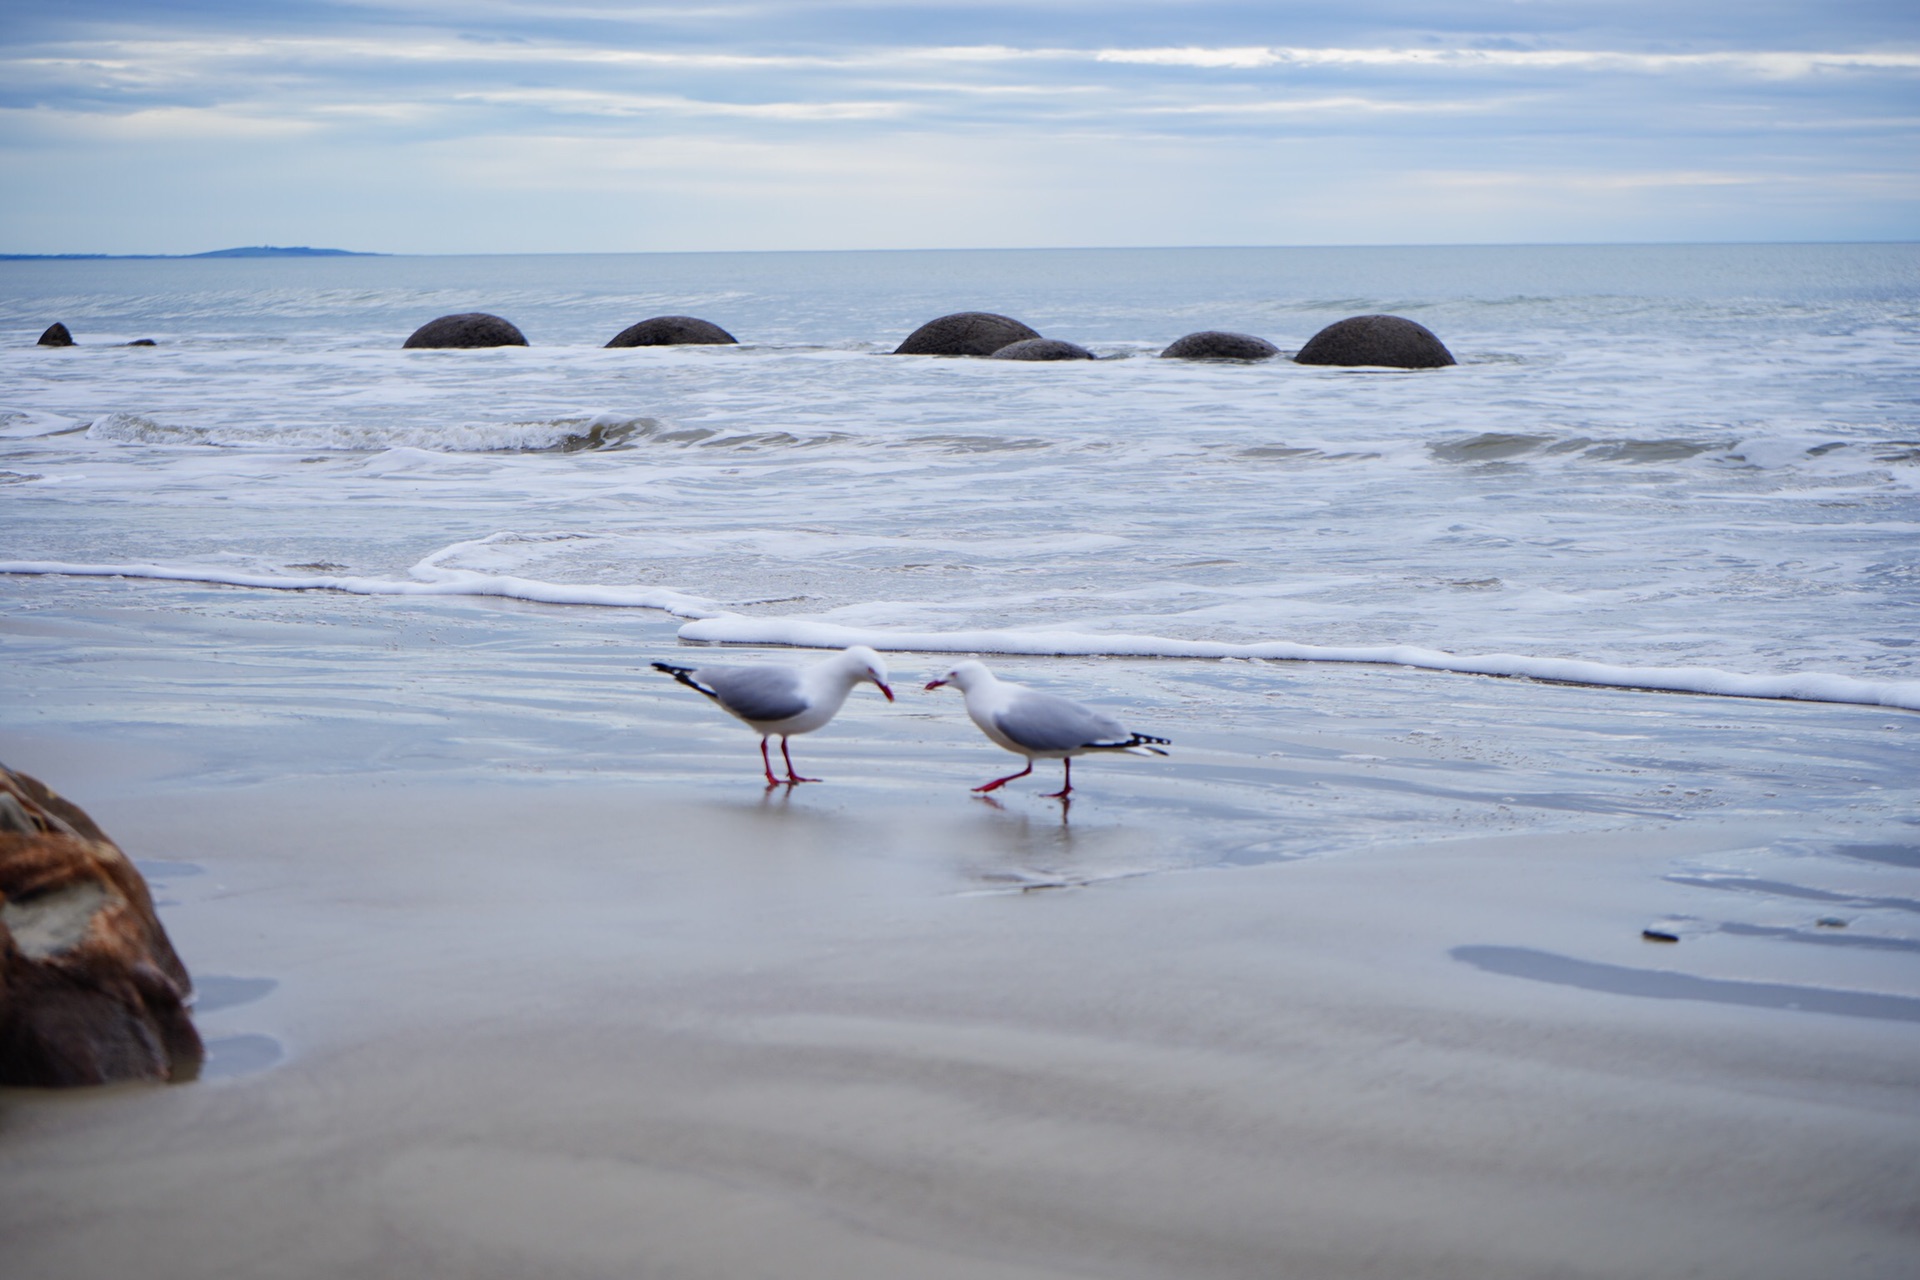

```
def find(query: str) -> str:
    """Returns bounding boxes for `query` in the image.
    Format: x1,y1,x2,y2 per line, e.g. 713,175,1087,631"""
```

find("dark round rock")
1293,315,1455,368
37,323,73,347
125,339,157,347
1159,330,1279,361
605,315,737,347
989,338,1095,361
893,311,1041,357
402,313,529,349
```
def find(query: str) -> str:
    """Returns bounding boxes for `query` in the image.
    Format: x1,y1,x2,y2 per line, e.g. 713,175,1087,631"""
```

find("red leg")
973,761,1033,793
1041,758,1074,799
759,738,782,786
781,737,820,784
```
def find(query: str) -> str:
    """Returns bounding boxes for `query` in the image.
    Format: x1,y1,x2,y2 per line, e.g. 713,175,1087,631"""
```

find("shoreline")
4,596,1919,1278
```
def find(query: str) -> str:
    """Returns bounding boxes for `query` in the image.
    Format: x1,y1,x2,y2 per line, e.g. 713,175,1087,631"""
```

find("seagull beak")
924,678,947,691
878,681,895,702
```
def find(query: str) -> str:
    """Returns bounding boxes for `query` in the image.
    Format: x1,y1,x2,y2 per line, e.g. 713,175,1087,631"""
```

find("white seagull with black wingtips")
925,660,1169,797
653,645,894,785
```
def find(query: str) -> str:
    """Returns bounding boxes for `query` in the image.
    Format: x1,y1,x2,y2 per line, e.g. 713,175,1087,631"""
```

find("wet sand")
3,595,1919,1278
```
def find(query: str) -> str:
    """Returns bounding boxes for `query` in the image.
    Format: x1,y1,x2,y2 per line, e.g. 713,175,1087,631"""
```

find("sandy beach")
4,589,1917,1279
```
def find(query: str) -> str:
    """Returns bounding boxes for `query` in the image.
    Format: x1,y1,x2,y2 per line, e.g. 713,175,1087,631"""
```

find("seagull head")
843,645,894,701
925,659,991,693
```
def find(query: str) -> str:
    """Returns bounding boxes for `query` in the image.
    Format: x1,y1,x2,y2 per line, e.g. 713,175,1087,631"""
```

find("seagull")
924,660,1169,797
653,645,894,785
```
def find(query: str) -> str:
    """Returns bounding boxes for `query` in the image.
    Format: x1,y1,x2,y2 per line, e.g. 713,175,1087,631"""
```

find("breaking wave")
6,542,1916,712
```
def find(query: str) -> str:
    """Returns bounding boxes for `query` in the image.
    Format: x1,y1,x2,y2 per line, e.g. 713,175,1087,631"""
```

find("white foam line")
10,557,1915,712
675,617,1920,713
0,560,722,620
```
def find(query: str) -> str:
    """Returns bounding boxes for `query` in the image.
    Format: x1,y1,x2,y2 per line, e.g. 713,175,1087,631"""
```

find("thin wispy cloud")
0,1,1914,252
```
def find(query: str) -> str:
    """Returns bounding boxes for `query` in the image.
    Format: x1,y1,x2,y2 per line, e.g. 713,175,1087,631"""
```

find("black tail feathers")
1090,731,1170,755
651,661,717,701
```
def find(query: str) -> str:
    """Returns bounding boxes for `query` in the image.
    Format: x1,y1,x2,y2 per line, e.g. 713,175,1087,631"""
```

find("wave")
1427,430,1920,472
0,409,86,439
7,546,1918,712
674,617,1920,713
0,534,723,619
82,411,665,453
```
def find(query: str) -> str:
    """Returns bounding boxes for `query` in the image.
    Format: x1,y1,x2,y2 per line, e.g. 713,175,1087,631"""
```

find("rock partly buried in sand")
1293,315,1455,368
402,313,529,350
37,323,73,347
125,339,157,347
990,338,1095,361
1160,330,1280,361
605,315,738,347
0,765,203,1087
894,311,1042,357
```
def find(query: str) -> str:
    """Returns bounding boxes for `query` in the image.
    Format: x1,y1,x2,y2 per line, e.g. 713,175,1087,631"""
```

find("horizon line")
5,237,1918,261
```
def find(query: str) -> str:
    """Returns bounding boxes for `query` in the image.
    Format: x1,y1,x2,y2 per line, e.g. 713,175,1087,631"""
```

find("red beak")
878,682,896,702
924,678,947,691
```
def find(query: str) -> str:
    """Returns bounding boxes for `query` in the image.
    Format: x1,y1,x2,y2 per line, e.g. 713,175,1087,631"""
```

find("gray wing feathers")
699,665,809,723
994,691,1130,753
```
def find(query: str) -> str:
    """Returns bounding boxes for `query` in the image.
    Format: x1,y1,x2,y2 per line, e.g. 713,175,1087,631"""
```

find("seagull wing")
993,689,1130,753
694,665,810,723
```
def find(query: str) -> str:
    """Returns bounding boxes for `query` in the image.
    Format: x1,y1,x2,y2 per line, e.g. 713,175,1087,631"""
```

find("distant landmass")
0,245,384,261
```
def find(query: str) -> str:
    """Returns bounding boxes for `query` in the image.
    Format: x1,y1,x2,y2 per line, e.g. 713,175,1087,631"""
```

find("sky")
2,1,1916,254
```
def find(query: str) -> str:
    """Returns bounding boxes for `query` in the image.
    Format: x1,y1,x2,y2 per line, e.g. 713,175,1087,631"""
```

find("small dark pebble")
125,339,157,347
1641,929,1680,943
1815,917,1848,929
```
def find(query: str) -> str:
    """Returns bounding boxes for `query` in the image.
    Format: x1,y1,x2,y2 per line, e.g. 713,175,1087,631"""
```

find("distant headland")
0,246,384,261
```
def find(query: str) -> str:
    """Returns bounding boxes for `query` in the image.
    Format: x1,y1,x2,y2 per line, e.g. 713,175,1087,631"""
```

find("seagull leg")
759,738,783,787
973,761,1033,793
1041,758,1074,799
780,737,821,784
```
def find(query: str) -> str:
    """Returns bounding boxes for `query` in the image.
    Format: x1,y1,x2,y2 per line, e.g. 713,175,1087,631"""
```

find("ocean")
3,244,1917,858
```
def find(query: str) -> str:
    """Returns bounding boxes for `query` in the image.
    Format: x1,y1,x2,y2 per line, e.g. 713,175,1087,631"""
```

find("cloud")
451,88,908,122
1094,45,1920,76
1,4,1916,251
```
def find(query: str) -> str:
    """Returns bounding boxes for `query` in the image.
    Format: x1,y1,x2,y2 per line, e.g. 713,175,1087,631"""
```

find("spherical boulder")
606,315,737,348
893,312,1041,357
1293,315,1455,368
402,313,528,349
990,338,1095,361
1160,331,1279,361
1,765,203,1087
37,323,73,347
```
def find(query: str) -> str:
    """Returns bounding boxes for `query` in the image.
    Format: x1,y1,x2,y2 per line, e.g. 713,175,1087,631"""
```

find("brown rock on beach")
1293,314,1456,368
0,765,202,1087
892,311,1042,357
1160,330,1280,361
605,315,738,347
402,313,529,349
989,337,1095,361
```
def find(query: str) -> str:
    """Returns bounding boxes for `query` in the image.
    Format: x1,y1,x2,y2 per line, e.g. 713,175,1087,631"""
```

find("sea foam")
6,553,1915,712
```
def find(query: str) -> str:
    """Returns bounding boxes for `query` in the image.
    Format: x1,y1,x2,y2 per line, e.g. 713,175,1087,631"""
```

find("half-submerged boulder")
1,765,202,1087
1160,331,1279,361
1293,315,1455,369
894,311,1041,357
37,323,73,347
606,315,738,347
990,338,1095,361
402,313,529,349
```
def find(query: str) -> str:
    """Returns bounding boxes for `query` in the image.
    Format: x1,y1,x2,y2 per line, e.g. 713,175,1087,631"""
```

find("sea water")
2,245,1917,884
6,245,1917,687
